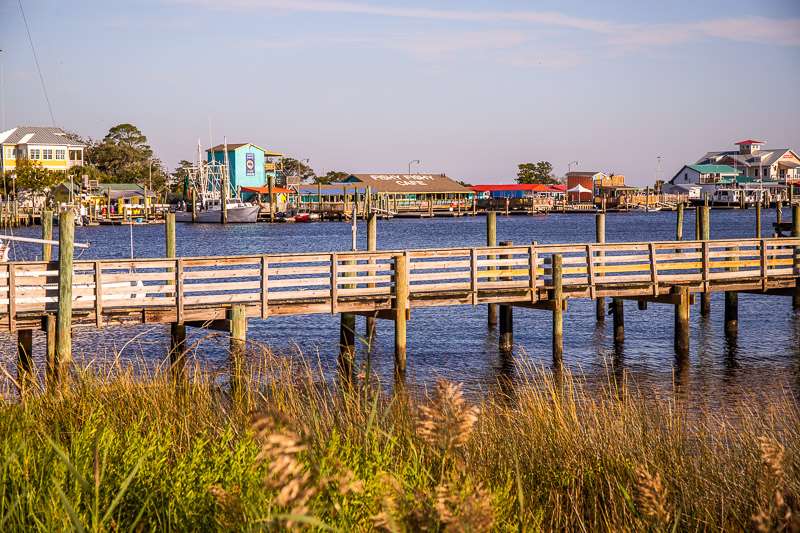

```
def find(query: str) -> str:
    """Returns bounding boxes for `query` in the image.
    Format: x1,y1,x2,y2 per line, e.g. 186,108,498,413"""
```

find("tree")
103,123,152,156
654,179,664,193
87,124,157,188
314,171,350,185
516,161,559,185
6,158,61,197
457,180,473,188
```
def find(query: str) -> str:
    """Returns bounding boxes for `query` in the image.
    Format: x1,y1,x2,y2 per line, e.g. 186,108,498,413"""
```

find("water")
2,209,799,405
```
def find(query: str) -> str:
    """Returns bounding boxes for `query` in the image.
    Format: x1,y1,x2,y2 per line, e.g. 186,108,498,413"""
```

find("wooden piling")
723,245,739,336
165,213,186,379
674,285,690,354
393,253,408,378
700,206,711,315
366,213,377,341
552,254,563,366
756,201,762,237
42,209,53,262
229,304,246,398
17,329,33,395
499,241,513,352
268,175,275,223
340,259,356,380
676,203,684,241
486,212,498,327
191,188,197,223
55,211,75,386
45,315,56,391
792,205,800,310
595,213,605,321
611,298,624,343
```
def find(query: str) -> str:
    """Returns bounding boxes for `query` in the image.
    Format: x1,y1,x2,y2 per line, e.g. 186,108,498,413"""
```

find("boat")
175,139,260,223
294,211,320,223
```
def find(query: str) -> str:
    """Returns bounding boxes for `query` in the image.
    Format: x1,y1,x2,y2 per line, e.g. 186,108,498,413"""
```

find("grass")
0,342,798,532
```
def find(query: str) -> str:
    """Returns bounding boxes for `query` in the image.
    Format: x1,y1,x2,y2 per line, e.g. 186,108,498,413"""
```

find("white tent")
567,184,592,194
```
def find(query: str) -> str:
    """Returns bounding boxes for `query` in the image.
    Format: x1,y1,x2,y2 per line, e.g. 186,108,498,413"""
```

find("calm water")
2,208,799,405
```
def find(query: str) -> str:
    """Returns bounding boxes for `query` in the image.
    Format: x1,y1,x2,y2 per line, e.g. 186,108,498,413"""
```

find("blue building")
206,143,284,193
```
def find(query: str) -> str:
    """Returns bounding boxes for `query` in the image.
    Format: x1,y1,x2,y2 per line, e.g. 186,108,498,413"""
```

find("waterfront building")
206,143,284,193
663,164,743,196
469,183,558,199
52,182,155,215
0,126,85,175
565,172,601,202
694,140,800,182
344,174,473,206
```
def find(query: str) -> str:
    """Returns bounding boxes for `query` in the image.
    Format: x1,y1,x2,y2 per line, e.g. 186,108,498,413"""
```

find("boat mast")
222,137,229,224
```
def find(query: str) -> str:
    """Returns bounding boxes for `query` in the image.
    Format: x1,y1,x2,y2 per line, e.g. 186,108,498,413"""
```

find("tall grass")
0,343,797,531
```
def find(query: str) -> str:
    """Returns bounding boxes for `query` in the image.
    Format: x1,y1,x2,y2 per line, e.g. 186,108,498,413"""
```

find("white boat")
176,138,260,223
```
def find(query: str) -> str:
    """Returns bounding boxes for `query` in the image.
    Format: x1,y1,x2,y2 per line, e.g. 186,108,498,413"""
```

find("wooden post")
17,329,33,395
191,188,197,223
552,254,563,366
165,213,186,379
221,169,228,224
472,197,476,216
317,182,322,214
646,186,650,211
366,213,377,341
45,315,56,391
55,211,75,386
700,206,711,316
487,212,498,327
725,245,738,336
340,259,356,381
42,209,53,262
674,285,690,355
393,253,408,378
595,213,605,321
756,200,762,237
792,205,800,310
499,241,513,352
229,304,246,399
676,203,684,241
268,174,275,223
611,298,624,343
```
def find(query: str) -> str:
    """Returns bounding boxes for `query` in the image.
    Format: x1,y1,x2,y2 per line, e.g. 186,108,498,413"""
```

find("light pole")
567,160,578,174
408,159,420,175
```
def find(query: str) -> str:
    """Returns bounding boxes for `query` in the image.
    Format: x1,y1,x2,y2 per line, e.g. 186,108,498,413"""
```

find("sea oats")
418,380,479,453
633,465,669,527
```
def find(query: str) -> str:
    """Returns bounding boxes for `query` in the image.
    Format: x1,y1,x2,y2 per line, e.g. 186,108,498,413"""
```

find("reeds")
0,343,798,531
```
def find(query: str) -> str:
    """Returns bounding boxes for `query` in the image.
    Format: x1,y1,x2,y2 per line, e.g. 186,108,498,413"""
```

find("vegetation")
516,162,560,185
3,158,62,198
0,347,797,531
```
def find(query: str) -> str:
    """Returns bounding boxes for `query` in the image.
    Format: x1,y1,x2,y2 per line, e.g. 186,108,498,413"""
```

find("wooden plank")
182,257,261,268
410,259,472,270
261,256,269,319
94,261,103,328
412,281,473,292
264,253,334,264
586,244,596,298
649,242,658,296
477,258,530,267
183,293,262,306
100,272,173,283
761,239,767,291
337,262,393,273
529,246,538,302
267,265,334,276
330,253,338,315
182,280,262,293
339,274,394,285
101,260,177,270
182,268,262,280
8,264,15,330
411,271,470,282
338,287,394,296
269,288,332,300
259,277,330,289
176,259,184,323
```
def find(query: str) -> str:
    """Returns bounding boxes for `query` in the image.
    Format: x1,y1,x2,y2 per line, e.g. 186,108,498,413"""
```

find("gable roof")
735,140,764,145
0,126,85,147
686,164,741,174
346,174,472,193
207,143,284,157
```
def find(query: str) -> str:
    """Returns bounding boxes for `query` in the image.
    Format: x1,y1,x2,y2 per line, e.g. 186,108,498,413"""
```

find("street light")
408,159,420,175
299,158,310,180
567,160,578,174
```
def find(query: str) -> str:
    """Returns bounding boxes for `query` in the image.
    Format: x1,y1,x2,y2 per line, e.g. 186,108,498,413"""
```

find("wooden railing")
1,238,798,327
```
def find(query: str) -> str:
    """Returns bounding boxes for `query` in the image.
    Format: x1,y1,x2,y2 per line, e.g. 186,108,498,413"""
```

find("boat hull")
175,205,260,223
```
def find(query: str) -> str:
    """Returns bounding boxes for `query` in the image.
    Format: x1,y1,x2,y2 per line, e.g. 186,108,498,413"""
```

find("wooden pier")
6,210,800,392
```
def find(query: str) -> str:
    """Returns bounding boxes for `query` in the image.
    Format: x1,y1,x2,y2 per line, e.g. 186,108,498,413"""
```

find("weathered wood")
596,213,605,321
94,261,103,328
674,285,690,355
499,242,513,352
42,210,53,262
55,211,75,386
793,204,800,309
552,254,563,366
340,259,356,378
612,298,624,343
229,304,246,399
330,253,338,315
366,212,377,341
17,328,33,395
676,203,684,241
261,256,269,319
45,315,56,391
487,211,497,327
170,322,186,380
8,264,15,331
394,253,408,377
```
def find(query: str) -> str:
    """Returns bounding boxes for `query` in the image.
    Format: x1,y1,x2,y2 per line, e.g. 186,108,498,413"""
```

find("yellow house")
0,126,85,174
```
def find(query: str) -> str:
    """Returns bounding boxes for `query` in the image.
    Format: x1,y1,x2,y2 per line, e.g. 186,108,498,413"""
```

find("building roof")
346,174,472,193
696,149,795,168
735,140,764,145
565,171,602,177
685,164,742,174
470,184,555,192
207,143,283,157
240,186,296,195
0,126,85,147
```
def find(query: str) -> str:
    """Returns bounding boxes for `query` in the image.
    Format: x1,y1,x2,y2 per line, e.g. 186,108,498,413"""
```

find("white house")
663,164,742,196
695,140,800,182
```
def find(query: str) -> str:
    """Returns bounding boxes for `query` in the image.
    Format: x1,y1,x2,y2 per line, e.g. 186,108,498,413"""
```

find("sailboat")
175,138,260,223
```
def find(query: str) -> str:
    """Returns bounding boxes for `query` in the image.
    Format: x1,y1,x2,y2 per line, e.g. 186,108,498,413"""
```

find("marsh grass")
0,342,798,531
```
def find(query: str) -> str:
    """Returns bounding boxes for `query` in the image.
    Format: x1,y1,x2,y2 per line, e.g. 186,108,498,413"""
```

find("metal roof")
0,126,85,146
206,143,283,157
346,174,472,193
685,164,741,174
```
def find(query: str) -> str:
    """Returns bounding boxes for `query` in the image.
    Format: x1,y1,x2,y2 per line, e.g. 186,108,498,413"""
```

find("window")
754,168,759,177
55,149,66,160
69,150,82,161
29,148,40,159
42,149,53,160
4,147,15,160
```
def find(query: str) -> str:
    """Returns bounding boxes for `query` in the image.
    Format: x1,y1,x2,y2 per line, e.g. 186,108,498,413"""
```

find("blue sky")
1,0,799,186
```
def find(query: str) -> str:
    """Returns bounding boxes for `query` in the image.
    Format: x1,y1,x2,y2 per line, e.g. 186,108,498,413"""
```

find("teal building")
206,143,284,193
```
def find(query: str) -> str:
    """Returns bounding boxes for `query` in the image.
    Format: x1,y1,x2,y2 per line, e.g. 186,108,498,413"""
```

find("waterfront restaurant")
343,174,473,208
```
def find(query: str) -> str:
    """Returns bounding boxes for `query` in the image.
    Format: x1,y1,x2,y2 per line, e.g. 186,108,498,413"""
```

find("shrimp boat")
176,139,260,223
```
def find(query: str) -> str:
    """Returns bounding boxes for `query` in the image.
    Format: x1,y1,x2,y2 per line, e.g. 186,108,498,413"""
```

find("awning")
240,186,296,194
567,184,592,193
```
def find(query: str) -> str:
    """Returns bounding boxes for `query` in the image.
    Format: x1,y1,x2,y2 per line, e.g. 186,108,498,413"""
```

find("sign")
246,153,255,176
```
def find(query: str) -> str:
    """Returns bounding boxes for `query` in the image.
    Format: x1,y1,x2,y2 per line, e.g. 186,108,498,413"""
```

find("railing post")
674,285,690,355
595,213,605,321
552,254,563,368
229,304,247,401
499,241,513,352
725,245,738,336
792,205,800,310
339,259,356,382
165,213,186,380
55,210,75,388
45,315,56,391
486,211,497,327
393,253,408,379
699,206,711,316
366,213,377,342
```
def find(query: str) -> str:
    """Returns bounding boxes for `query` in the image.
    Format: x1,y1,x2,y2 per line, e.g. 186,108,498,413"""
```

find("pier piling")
499,241,513,352
366,213,377,342
16,329,33,395
393,253,408,378
487,212,497,327
340,260,356,380
166,213,186,380
552,254,563,367
42,209,53,262
699,206,711,316
676,203,684,241
55,211,75,387
793,205,800,310
674,285,690,355
725,245,738,336
45,315,56,391
596,213,605,321
611,298,624,343
756,201,762,237
229,304,246,398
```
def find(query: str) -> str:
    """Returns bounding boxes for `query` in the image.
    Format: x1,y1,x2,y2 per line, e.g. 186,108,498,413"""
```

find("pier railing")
1,237,799,328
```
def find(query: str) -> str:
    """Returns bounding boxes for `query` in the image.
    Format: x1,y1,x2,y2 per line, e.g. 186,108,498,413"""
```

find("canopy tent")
240,186,296,195
567,184,592,194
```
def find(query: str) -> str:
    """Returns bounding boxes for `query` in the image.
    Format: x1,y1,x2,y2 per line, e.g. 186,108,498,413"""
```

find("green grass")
0,347,797,531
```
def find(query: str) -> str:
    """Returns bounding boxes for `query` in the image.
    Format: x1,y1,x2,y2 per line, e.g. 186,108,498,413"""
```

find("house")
695,140,800,182
0,126,85,175
206,143,284,193
663,164,742,196
52,182,155,215
343,174,473,206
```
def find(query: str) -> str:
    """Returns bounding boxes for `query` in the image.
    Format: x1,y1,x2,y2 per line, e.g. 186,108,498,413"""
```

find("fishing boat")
176,139,260,223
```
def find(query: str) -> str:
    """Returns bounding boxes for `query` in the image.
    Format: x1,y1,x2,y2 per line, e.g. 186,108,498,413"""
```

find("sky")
1,0,799,186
